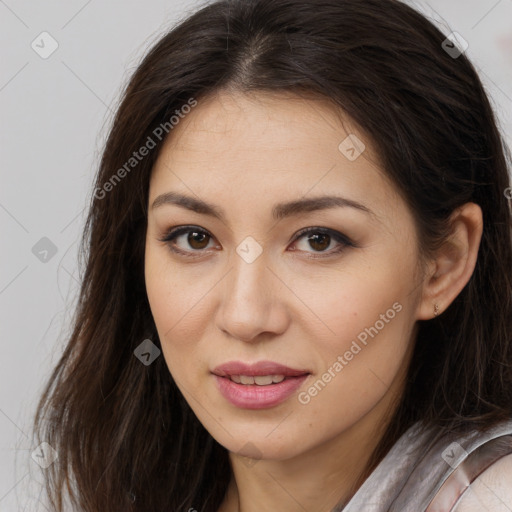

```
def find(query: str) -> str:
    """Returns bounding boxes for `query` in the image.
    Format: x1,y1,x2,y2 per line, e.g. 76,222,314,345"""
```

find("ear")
416,202,483,320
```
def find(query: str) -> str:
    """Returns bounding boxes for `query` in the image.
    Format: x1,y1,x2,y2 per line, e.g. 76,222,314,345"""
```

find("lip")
211,360,310,409
212,360,309,378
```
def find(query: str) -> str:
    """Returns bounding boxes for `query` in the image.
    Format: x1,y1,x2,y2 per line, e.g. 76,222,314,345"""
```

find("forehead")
157,90,370,162
149,90,399,219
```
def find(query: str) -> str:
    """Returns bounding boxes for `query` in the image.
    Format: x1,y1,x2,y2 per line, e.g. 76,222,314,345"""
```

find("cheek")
145,239,203,325
301,297,410,393
290,255,416,404
294,278,414,444
144,248,201,369
291,254,414,351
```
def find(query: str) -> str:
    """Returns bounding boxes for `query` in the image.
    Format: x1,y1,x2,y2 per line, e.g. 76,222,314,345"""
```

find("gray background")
1,0,511,510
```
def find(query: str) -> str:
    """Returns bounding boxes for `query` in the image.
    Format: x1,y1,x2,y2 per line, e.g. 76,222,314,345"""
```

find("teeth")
229,375,286,385
240,375,254,385
254,375,273,385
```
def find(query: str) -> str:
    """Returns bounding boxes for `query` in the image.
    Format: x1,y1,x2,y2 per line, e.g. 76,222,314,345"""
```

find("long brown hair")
33,0,512,510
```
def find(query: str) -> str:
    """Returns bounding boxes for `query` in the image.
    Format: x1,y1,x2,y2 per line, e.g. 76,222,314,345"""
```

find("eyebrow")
151,191,374,221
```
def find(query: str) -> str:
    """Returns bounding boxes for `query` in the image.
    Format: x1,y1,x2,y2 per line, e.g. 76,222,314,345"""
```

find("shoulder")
454,453,512,511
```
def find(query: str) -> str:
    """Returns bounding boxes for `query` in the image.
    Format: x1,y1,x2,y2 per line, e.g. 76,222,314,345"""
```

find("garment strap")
425,434,512,511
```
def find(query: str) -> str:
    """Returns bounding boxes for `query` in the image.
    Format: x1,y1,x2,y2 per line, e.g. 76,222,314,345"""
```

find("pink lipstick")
211,360,310,409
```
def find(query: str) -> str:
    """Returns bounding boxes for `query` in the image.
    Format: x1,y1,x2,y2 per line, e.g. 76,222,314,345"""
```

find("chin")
210,424,307,462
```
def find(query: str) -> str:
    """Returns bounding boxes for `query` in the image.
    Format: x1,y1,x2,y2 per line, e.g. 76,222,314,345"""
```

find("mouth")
224,374,288,385
211,360,310,409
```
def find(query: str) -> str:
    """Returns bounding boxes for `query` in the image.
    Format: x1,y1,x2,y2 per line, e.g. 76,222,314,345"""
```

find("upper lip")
212,360,310,378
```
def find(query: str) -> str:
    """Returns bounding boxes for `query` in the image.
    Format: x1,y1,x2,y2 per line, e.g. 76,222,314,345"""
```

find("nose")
215,252,290,343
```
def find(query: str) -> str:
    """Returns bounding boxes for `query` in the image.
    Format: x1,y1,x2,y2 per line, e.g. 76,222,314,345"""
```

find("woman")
33,0,512,510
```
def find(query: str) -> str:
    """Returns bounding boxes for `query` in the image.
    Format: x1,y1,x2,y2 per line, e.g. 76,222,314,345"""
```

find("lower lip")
213,374,309,409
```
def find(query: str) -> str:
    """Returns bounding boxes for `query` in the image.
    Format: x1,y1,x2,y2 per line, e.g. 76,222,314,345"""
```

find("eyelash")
158,225,356,260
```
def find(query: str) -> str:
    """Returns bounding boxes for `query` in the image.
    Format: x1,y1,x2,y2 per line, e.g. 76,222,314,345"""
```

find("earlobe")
416,203,483,321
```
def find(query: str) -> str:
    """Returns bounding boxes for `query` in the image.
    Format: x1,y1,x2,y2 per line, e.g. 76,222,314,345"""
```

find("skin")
144,90,483,511
455,454,512,511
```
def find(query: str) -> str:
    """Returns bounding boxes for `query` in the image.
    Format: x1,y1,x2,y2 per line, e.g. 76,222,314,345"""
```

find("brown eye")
291,227,355,258
160,226,216,257
306,232,331,252
187,230,211,250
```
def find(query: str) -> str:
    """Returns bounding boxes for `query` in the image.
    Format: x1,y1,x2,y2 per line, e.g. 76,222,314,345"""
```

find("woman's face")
145,91,426,460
